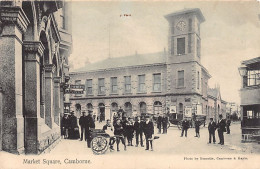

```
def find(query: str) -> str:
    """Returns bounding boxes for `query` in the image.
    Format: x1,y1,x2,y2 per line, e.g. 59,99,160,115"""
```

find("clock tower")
164,8,209,119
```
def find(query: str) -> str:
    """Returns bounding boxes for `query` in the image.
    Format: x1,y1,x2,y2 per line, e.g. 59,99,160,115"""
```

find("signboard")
170,105,176,114
184,106,192,117
69,84,85,90
65,89,84,94
196,104,202,115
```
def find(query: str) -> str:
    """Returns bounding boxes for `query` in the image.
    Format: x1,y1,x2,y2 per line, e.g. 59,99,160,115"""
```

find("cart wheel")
91,136,108,155
167,122,171,129
177,121,182,130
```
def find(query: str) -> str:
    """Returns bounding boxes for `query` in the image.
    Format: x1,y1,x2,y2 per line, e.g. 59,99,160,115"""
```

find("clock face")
176,20,186,31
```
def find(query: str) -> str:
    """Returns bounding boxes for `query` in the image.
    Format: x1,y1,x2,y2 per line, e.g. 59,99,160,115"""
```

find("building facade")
239,57,260,142
0,0,72,154
69,8,226,123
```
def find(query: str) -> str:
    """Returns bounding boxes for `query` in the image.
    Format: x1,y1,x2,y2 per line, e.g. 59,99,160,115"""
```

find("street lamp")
238,65,248,88
238,65,248,77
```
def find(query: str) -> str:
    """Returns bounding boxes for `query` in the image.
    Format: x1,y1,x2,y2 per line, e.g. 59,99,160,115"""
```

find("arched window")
154,101,162,115
179,103,183,114
75,104,81,117
111,102,118,112
124,102,132,117
87,103,93,111
139,102,147,114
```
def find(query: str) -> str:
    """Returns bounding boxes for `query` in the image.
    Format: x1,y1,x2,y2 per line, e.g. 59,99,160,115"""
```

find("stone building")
0,0,72,154
238,57,260,142
69,8,226,123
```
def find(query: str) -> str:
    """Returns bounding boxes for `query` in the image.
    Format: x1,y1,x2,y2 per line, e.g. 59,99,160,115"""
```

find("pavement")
1,121,260,169
48,121,260,155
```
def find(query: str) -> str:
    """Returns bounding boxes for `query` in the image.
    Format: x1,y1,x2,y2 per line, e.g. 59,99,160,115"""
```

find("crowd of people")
61,109,232,154
103,113,155,151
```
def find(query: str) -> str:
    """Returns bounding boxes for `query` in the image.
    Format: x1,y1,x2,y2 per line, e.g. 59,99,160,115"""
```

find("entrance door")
98,103,105,122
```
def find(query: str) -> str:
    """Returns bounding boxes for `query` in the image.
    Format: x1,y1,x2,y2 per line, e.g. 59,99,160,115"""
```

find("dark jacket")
126,121,134,136
195,120,200,128
208,121,216,133
217,119,226,132
61,117,70,128
86,114,95,130
143,121,154,137
162,117,169,127
226,119,231,126
114,123,124,136
182,120,190,130
69,115,78,128
79,115,88,128
157,116,162,128
134,121,143,133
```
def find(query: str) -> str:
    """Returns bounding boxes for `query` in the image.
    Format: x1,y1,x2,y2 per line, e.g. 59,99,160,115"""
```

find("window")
87,103,93,111
177,37,185,55
124,76,131,93
140,102,147,114
138,75,146,92
171,36,174,55
111,102,118,112
179,103,183,114
154,101,162,115
86,79,93,95
124,102,132,117
247,110,253,119
110,77,118,93
153,73,161,92
197,71,200,89
177,70,184,87
247,70,260,86
197,38,201,58
98,78,105,95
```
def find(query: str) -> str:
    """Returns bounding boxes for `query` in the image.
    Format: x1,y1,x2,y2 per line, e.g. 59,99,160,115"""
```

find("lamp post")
238,65,248,88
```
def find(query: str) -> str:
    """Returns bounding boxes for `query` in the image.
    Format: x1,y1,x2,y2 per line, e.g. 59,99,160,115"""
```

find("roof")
164,8,205,23
73,51,167,73
241,56,260,70
208,88,218,99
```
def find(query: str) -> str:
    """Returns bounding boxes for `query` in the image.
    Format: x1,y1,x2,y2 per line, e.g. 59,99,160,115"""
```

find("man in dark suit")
226,118,231,134
157,114,162,134
85,110,95,148
181,118,190,137
208,118,216,144
162,114,168,134
114,119,126,151
134,116,144,147
143,116,154,151
79,111,87,141
217,114,226,145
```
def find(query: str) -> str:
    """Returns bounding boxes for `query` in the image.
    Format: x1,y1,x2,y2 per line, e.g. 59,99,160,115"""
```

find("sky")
69,1,260,104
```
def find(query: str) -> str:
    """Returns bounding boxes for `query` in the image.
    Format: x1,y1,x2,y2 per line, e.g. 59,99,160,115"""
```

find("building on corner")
0,0,72,154
69,8,227,124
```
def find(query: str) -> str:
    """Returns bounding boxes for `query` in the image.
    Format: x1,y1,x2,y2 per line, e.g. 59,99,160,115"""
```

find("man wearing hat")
85,110,95,148
69,111,80,139
143,116,154,151
217,114,226,145
208,118,216,144
79,111,88,141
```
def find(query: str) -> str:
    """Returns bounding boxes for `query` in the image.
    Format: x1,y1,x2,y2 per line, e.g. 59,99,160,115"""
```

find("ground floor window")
154,101,162,115
124,102,132,117
140,102,147,114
